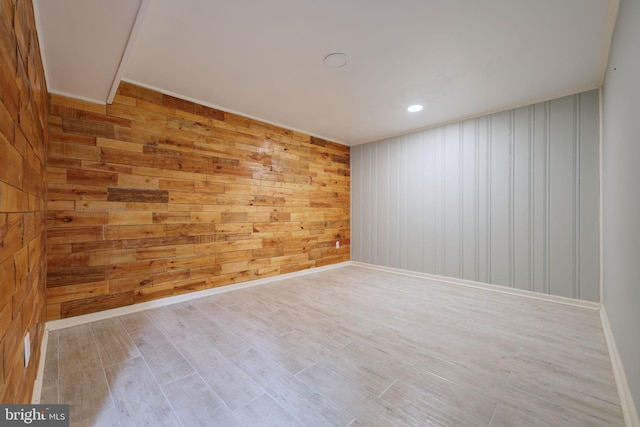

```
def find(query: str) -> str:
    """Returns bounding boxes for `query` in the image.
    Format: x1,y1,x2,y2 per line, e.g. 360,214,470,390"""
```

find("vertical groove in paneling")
529,106,535,291
436,127,448,275
361,144,365,261
360,145,366,262
487,116,493,284
385,141,389,264
430,130,437,272
475,119,480,281
574,94,582,299
350,90,600,301
458,122,465,277
385,141,390,264
367,145,373,263
398,138,403,268
509,110,515,287
420,132,427,272
398,138,404,269
361,146,366,261
369,146,376,263
544,101,551,295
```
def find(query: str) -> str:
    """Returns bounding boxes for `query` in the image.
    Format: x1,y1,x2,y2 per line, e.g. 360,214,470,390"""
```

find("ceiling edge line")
355,85,602,147
596,0,621,86
119,77,350,147
32,0,52,95
106,0,152,104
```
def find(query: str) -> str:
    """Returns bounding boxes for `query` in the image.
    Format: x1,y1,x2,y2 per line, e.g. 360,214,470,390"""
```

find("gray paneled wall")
352,90,600,301
602,0,640,413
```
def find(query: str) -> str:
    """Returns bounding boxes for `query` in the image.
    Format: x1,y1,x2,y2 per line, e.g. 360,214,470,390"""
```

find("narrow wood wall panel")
352,90,599,301
0,0,48,404
46,82,350,319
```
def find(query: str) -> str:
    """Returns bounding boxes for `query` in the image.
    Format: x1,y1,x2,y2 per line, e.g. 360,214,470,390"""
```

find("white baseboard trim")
600,306,640,427
45,261,350,332
349,261,601,310
31,328,49,404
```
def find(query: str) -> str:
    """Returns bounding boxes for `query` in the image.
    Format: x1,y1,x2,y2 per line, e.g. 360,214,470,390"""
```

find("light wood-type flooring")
39,264,624,426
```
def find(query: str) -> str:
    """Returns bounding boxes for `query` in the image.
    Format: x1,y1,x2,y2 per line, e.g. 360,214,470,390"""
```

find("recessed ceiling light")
324,53,349,68
407,104,423,113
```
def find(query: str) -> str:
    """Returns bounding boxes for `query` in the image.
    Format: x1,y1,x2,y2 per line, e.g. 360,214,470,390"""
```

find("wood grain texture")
46,81,350,319
0,0,48,404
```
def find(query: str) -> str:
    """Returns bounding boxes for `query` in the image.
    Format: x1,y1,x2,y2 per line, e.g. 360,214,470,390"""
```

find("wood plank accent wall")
46,82,350,320
0,0,48,403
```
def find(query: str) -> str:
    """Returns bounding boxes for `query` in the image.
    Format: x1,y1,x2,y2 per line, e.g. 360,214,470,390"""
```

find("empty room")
1,0,639,426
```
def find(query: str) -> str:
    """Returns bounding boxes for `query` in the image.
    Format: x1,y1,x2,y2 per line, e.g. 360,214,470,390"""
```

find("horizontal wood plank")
107,188,169,203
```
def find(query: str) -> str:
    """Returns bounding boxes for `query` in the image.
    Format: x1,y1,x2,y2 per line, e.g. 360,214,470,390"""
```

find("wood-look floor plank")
58,324,95,355
144,305,210,344
105,357,181,426
162,374,242,427
233,348,356,427
39,385,59,404
212,307,317,375
59,367,114,425
380,380,486,427
91,318,140,367
175,335,264,410
72,406,122,427
233,394,304,427
123,320,194,386
43,331,59,378
57,327,102,387
275,328,340,364
490,403,551,427
395,368,498,424
297,362,420,427
414,352,510,392
316,348,396,396
491,383,623,426
506,369,623,425
118,311,153,333
42,330,59,401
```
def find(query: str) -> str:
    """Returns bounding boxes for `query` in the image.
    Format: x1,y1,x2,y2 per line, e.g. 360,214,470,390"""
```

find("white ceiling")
34,0,619,146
